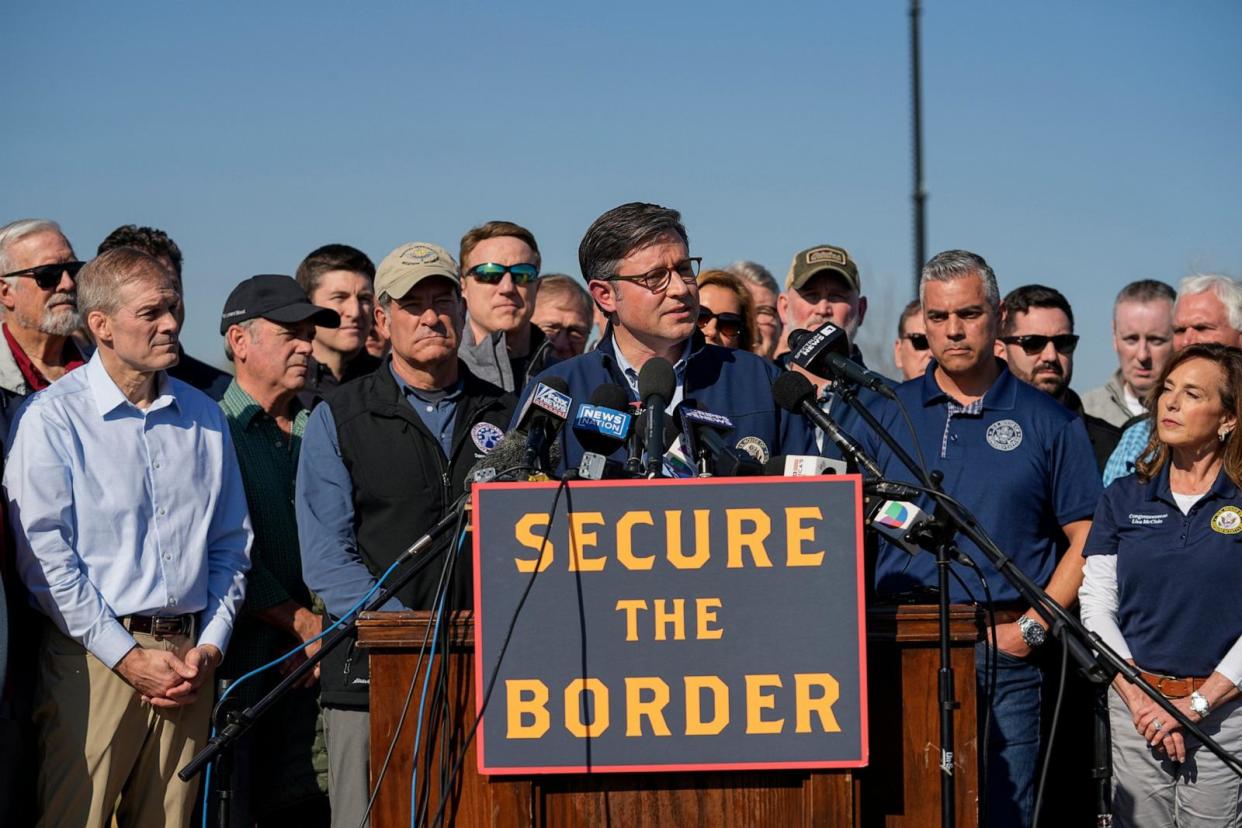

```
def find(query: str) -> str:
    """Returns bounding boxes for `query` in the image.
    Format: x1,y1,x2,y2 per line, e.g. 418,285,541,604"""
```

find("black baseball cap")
219,274,340,335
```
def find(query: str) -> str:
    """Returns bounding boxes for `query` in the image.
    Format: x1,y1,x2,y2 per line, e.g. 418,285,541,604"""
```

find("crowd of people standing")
0,205,1239,827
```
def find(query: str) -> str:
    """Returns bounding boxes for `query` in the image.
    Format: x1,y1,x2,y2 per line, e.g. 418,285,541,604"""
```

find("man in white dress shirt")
4,245,252,828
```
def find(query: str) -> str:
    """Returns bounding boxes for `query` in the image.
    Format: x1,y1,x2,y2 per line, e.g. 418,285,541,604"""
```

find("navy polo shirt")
860,360,1102,604
1083,466,1242,677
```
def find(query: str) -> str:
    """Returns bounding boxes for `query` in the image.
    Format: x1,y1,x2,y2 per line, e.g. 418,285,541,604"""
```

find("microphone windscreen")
772,370,816,413
591,382,630,411
637,358,676,402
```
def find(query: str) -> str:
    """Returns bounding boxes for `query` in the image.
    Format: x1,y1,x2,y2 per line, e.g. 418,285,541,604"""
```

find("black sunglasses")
697,307,744,339
902,333,930,351
3,260,85,289
468,262,540,285
1000,334,1080,356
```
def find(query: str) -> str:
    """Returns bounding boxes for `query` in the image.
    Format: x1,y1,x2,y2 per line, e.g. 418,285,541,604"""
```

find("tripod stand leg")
1093,683,1114,826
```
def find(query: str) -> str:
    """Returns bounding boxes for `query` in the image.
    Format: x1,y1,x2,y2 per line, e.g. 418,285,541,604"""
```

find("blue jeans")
976,641,1043,828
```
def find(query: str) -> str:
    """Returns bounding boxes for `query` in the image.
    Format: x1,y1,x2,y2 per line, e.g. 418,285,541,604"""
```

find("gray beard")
39,306,82,336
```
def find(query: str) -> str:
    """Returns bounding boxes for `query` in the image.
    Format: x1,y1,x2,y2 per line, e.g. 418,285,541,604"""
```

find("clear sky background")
3,1,1239,387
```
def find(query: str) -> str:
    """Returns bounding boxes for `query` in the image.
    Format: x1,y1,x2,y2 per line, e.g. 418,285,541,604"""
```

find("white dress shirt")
4,353,252,668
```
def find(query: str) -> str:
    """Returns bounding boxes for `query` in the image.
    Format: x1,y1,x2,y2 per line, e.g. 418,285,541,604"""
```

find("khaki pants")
34,622,213,828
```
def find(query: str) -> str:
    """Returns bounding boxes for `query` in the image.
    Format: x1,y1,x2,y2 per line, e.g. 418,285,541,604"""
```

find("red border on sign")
470,475,869,776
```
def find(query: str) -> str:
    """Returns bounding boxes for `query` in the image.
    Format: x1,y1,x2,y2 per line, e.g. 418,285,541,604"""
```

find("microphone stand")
178,494,470,785
828,380,1242,826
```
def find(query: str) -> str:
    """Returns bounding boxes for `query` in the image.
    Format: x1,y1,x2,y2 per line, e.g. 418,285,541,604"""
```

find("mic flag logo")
532,382,572,420
574,404,632,441
875,501,915,530
791,322,843,366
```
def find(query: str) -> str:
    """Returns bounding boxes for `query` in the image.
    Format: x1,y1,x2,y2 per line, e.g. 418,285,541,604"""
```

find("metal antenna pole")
910,0,927,293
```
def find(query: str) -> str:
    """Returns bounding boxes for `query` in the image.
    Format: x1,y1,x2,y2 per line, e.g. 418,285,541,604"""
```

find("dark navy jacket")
515,330,817,475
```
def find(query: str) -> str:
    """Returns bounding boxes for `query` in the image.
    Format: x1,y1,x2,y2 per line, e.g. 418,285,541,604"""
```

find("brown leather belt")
1139,669,1208,699
122,614,195,637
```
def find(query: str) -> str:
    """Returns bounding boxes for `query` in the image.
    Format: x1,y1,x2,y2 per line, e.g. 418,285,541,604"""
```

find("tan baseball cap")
374,242,459,301
786,244,861,292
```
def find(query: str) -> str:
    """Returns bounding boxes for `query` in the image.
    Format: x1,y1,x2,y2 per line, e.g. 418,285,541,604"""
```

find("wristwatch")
1190,691,1211,717
1016,615,1047,649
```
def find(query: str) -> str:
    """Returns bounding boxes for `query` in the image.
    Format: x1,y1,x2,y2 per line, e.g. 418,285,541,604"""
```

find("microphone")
513,377,573,473
866,493,935,558
674,401,761,477
762,454,849,477
772,371,884,479
572,384,633,480
637,358,676,478
466,429,563,487
786,323,895,398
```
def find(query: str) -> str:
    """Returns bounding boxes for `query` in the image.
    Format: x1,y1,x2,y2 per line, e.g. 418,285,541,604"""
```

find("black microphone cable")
429,475,572,828
356,506,469,828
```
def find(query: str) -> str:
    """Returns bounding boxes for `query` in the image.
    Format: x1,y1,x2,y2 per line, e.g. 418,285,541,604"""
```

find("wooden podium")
356,604,980,827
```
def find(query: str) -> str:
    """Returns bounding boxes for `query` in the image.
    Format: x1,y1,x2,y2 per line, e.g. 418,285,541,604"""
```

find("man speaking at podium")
515,201,814,473
858,250,1101,827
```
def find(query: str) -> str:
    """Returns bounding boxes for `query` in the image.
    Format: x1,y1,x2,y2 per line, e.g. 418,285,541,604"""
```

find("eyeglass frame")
999,333,1080,356
606,257,702,293
696,306,745,338
901,332,930,351
466,262,541,285
2,260,85,289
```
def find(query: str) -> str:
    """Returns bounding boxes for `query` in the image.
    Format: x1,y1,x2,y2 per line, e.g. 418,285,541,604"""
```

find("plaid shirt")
218,380,327,806
218,381,312,692
1102,417,1151,487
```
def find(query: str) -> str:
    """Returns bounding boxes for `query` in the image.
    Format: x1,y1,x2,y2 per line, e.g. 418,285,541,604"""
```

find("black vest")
319,361,514,707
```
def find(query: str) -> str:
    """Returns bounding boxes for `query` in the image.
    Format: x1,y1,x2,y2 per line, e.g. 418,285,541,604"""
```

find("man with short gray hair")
1102,273,1242,485
0,218,88,437
1082,280,1176,428
5,245,252,827
860,249,1101,827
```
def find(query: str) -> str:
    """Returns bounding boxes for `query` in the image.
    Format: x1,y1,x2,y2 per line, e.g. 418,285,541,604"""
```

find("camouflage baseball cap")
374,242,459,302
786,244,861,293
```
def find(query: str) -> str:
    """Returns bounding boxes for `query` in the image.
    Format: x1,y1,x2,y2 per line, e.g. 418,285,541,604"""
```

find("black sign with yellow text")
471,477,868,774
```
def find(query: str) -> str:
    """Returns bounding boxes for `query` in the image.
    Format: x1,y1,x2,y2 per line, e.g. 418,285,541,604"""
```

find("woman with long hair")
1080,342,1242,826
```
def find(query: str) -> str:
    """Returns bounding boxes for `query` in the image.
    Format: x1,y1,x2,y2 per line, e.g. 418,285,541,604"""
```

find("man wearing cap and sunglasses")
1000,284,1121,472
0,218,90,439
458,220,556,393
5,246,252,827
296,242,515,828
216,274,341,824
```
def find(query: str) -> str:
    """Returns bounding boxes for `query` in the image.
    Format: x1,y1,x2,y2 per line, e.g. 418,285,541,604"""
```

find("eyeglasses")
467,262,540,285
697,307,744,339
1000,334,1080,356
2,261,85,289
541,323,590,343
608,257,702,293
902,333,930,351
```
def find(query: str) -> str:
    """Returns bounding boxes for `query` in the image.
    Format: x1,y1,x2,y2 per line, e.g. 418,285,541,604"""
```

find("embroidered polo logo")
471,422,504,454
985,419,1023,451
1210,505,1242,535
735,436,770,464
1128,512,1168,526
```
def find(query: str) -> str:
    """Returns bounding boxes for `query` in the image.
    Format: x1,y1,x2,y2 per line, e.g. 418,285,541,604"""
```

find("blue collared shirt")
1102,418,1151,486
859,360,1102,604
389,362,462,458
612,336,692,414
4,353,253,667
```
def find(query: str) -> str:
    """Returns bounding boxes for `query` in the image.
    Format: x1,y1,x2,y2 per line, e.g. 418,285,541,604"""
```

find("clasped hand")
115,644,221,708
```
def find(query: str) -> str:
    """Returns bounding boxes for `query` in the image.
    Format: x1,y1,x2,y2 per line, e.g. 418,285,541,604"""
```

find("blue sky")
3,1,1239,386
